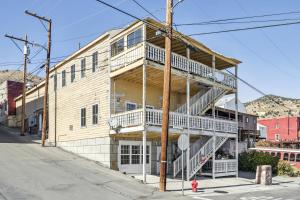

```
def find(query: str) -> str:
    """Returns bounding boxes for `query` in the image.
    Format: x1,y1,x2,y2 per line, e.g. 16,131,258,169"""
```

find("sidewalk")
133,173,300,197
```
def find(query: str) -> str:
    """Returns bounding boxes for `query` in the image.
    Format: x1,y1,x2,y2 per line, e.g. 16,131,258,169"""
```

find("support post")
186,47,190,181
235,65,239,178
41,19,52,146
160,0,173,192
142,22,147,183
21,35,28,136
142,63,147,183
212,55,216,179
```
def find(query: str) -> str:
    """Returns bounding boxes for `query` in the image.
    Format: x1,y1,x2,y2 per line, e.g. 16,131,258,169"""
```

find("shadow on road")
0,125,41,144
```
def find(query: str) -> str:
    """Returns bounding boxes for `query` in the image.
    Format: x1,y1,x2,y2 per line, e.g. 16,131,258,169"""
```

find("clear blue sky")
1,0,300,103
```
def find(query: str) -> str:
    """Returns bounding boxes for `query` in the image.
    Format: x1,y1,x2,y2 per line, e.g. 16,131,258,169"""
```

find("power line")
188,20,300,36
130,0,161,22
175,10,300,26
225,69,292,112
94,0,166,34
176,17,300,26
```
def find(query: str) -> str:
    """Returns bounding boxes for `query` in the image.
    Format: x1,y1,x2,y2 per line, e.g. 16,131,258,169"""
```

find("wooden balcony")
110,42,237,90
109,108,238,136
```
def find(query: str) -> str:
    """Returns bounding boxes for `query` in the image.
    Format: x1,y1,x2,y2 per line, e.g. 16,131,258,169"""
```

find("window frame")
53,74,57,91
81,58,86,78
127,28,143,49
125,101,137,111
92,52,98,72
296,154,300,162
71,65,76,82
92,104,99,125
80,107,86,127
62,70,66,87
120,145,130,165
283,153,289,161
110,37,124,57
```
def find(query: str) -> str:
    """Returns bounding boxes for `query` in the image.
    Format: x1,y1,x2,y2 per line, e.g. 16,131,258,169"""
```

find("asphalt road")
189,187,300,200
0,126,187,200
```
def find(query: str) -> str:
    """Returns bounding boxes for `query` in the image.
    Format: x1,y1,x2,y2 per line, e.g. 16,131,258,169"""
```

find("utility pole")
25,10,52,147
160,0,173,192
5,34,30,136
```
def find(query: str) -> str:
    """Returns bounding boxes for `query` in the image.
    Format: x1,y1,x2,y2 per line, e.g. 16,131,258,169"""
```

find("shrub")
256,140,273,147
239,151,279,173
277,160,294,176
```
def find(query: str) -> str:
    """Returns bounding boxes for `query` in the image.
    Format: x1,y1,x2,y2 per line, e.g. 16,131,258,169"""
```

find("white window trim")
126,27,143,49
118,140,151,174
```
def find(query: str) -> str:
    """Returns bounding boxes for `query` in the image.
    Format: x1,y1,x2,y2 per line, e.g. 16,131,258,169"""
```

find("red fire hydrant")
191,179,198,192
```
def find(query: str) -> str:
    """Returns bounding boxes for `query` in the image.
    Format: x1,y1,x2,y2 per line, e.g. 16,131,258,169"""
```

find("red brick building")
0,80,23,126
258,116,300,143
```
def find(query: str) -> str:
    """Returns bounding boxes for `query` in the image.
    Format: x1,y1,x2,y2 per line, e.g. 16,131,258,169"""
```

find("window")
125,102,137,111
71,65,75,82
111,38,124,57
245,117,249,123
275,134,280,141
120,145,130,164
81,58,86,78
127,28,142,48
275,123,280,129
119,143,151,166
277,152,281,159
53,74,57,91
92,52,98,72
81,108,86,127
131,145,140,164
146,105,154,109
290,153,296,162
62,70,66,87
141,145,150,164
283,153,289,161
271,152,276,157
92,104,98,125
296,154,300,162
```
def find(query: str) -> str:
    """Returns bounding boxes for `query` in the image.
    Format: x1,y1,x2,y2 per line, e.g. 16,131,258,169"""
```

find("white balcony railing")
110,42,236,89
146,43,237,89
110,109,238,134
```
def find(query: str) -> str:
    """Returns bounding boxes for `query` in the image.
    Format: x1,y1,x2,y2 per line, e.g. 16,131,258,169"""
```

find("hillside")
245,95,300,118
0,70,43,85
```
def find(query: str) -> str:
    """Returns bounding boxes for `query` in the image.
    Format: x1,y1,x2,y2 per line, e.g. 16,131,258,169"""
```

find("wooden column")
142,23,147,183
212,55,216,179
186,47,190,180
235,65,239,178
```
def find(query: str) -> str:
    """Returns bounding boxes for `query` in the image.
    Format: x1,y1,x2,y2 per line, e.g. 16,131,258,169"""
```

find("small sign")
178,134,189,151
